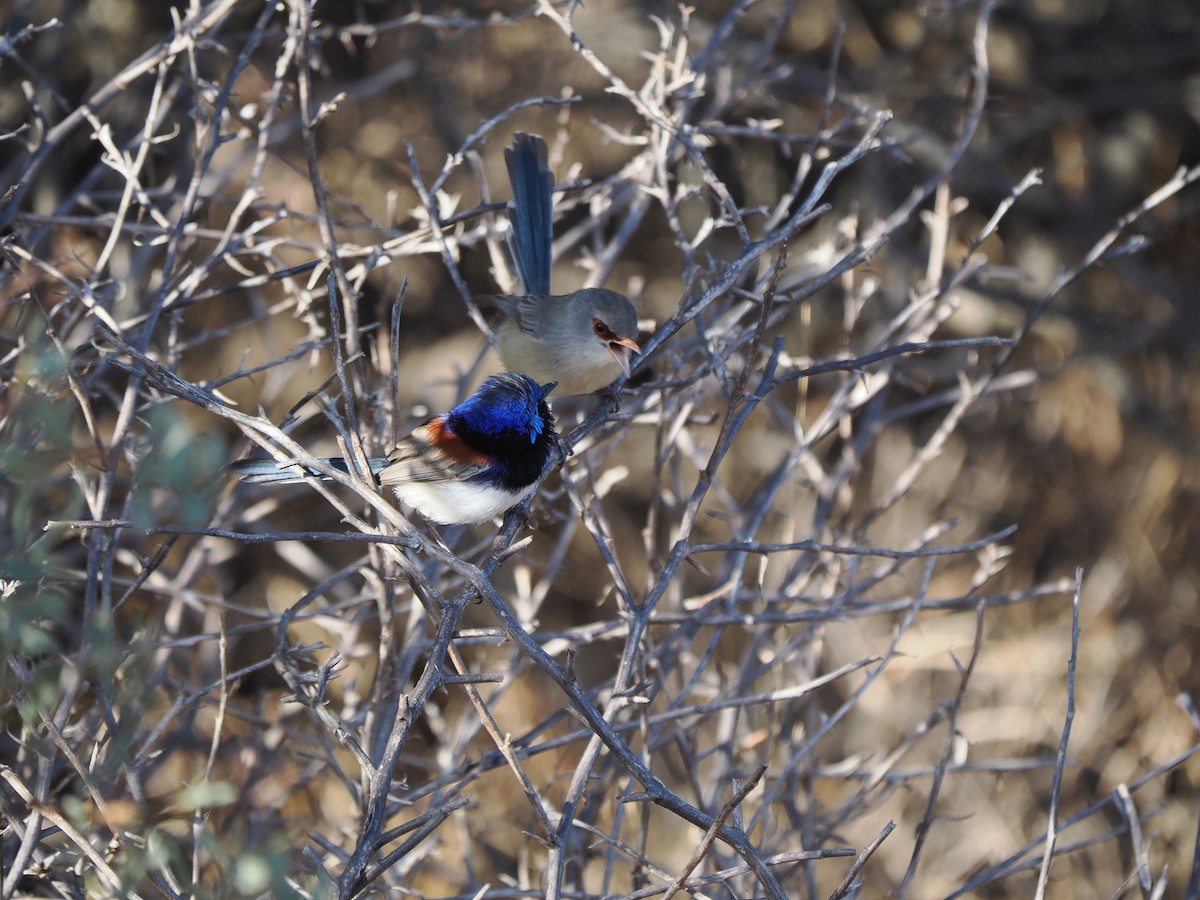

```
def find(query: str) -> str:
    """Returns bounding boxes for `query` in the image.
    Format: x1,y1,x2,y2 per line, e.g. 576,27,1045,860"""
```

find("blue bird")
231,374,559,524
476,133,641,396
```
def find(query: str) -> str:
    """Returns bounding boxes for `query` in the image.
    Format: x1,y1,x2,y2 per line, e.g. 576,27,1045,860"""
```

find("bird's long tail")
505,132,553,296
229,456,390,485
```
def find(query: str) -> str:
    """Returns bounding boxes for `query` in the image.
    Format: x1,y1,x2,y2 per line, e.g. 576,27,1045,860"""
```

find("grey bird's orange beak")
607,336,641,379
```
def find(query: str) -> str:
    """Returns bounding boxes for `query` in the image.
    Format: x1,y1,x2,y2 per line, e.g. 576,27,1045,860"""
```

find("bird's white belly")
392,479,530,524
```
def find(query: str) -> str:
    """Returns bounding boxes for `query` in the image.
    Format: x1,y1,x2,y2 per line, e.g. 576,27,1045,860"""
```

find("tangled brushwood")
2,1,1199,897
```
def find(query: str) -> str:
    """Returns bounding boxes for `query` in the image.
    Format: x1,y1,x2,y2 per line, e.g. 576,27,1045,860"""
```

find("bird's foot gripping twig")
554,434,574,467
597,385,621,414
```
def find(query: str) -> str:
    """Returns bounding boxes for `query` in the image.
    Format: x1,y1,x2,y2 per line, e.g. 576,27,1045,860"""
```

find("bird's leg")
596,385,621,414
510,503,532,532
497,501,534,544
554,433,574,467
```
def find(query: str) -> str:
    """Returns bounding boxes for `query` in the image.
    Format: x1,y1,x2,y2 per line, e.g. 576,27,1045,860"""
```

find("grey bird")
476,133,641,396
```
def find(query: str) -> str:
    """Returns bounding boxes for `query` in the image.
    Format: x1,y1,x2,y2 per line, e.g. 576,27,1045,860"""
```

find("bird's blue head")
449,373,557,445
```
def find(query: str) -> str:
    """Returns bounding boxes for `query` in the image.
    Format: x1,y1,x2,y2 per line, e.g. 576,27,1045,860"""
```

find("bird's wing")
505,133,554,295
376,418,492,486
474,292,548,337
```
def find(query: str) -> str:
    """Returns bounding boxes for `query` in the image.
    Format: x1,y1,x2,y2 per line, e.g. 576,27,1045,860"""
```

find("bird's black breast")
449,407,556,490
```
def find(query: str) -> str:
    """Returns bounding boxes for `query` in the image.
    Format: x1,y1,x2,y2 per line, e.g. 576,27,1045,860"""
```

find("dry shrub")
2,1,1198,897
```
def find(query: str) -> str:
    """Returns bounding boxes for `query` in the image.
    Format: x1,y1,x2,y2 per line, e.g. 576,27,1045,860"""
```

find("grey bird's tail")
229,456,389,485
505,132,553,296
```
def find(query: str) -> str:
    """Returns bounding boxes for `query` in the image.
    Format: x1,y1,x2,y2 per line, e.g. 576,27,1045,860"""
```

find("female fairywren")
476,133,641,396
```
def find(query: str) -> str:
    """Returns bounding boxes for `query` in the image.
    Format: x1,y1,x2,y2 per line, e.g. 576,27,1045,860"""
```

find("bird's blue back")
449,373,552,443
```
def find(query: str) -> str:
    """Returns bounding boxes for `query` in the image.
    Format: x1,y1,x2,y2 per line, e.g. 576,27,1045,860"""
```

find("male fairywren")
231,373,559,525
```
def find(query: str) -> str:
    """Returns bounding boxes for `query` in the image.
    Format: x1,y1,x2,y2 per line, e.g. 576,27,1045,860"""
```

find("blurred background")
2,0,1199,896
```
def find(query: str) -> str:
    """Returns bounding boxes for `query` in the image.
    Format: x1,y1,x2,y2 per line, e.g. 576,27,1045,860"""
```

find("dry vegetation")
2,0,1200,897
